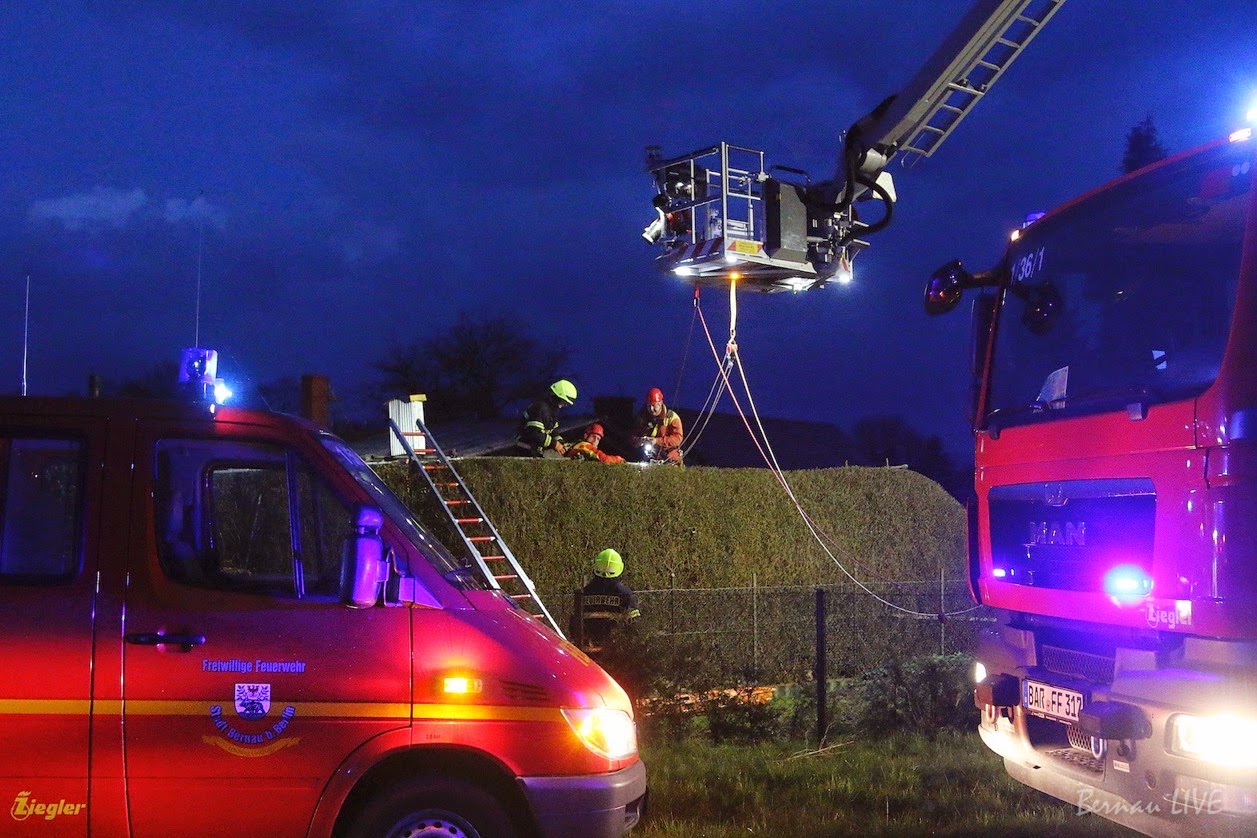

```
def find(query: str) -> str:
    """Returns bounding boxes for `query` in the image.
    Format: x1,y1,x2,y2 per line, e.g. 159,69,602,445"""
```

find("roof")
354,415,596,461
677,410,854,469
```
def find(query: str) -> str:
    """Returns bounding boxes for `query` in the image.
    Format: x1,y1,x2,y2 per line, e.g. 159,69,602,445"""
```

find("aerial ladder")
641,0,1066,293
388,418,564,636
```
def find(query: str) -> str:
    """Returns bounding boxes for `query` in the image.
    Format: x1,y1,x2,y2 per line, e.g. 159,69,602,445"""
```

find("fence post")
572,589,584,649
753,572,759,672
668,568,676,636
816,587,827,747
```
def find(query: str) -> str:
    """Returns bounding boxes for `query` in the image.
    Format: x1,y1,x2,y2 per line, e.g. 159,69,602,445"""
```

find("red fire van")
0,392,645,837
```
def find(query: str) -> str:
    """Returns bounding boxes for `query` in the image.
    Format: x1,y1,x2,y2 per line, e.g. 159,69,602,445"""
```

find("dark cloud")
2,0,1256,458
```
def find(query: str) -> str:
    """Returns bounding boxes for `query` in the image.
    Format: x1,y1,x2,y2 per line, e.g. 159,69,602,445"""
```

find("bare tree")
114,361,182,399
374,312,570,422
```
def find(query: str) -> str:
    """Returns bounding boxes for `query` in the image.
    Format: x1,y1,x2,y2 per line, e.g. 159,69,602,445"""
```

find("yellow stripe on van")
0,699,90,715
412,704,561,722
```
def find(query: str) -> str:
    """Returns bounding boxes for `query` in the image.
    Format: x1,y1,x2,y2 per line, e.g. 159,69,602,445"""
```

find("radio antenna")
194,190,204,348
21,272,30,396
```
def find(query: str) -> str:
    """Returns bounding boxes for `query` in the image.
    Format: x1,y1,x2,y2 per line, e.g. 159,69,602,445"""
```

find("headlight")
974,661,987,684
561,707,638,760
1170,714,1257,768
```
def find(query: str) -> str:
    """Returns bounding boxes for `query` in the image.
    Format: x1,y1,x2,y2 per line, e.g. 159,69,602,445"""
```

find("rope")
688,285,980,620
671,286,700,409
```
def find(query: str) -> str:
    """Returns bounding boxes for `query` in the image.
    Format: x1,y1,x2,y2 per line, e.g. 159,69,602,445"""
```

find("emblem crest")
234,683,271,720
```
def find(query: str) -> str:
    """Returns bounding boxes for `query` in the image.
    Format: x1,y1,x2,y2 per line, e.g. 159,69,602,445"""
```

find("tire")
348,777,519,838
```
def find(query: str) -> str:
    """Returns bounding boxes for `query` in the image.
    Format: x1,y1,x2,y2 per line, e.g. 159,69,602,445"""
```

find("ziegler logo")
1028,520,1086,546
10,791,86,822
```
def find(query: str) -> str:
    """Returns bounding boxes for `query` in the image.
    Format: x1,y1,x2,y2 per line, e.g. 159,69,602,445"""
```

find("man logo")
1028,521,1087,546
235,683,271,720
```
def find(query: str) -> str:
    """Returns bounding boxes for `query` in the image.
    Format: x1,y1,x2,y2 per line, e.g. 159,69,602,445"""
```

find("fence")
549,577,992,694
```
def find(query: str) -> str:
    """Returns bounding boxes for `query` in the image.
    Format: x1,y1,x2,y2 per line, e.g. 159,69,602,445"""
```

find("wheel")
348,777,518,838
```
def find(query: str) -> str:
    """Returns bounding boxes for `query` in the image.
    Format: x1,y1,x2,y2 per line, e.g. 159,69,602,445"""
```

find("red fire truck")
0,378,645,836
929,126,1257,834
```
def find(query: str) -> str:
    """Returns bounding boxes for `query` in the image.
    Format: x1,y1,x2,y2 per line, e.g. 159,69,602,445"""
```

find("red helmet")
585,423,605,438
646,387,664,405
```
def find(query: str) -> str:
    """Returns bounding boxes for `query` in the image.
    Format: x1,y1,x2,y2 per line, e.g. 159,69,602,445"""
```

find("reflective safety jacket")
632,406,683,462
516,395,563,456
571,576,640,651
565,440,625,465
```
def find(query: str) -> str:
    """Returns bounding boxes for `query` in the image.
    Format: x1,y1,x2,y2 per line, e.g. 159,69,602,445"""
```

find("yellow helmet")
550,379,577,405
593,548,624,578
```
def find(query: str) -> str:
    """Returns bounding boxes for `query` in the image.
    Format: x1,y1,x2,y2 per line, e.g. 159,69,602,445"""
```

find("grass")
635,730,1136,837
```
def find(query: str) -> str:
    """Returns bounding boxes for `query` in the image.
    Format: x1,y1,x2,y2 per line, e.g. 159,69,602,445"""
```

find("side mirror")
341,505,387,608
924,260,998,315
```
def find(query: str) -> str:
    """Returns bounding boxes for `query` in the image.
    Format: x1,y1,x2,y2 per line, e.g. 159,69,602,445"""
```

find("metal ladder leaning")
388,418,563,637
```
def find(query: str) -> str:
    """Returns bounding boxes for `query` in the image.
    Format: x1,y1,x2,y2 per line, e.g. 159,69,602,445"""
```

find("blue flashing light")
213,378,233,405
178,348,227,406
1103,565,1153,598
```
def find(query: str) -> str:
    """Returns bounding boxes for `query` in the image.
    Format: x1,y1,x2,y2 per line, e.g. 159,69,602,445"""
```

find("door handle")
125,631,207,649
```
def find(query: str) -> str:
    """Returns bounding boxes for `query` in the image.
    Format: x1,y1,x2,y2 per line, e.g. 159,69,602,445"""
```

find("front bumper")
975,624,1257,837
519,759,647,838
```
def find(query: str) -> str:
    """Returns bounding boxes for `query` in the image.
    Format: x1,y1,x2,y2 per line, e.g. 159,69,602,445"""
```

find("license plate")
1022,679,1085,723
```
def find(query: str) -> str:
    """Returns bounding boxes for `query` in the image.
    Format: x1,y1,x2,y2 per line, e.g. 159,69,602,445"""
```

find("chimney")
301,374,332,427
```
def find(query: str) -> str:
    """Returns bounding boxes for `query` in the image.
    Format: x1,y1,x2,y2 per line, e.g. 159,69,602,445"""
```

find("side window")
0,437,83,583
209,461,293,590
155,439,353,599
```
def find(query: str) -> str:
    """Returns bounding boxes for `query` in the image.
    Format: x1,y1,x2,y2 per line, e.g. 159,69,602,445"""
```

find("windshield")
986,139,1252,429
320,436,489,589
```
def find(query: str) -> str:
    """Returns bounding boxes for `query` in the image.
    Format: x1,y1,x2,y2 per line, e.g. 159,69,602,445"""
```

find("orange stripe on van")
0,698,561,723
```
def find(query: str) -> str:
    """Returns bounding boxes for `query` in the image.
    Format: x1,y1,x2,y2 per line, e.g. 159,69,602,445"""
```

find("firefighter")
631,387,683,464
516,379,576,458
571,548,640,653
564,423,625,465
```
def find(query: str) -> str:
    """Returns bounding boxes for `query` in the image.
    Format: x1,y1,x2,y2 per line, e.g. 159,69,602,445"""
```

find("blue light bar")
1103,565,1152,598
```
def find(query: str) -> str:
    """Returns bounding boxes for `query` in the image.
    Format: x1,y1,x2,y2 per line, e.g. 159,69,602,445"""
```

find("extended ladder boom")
641,0,1067,293
388,419,563,636
848,0,1067,179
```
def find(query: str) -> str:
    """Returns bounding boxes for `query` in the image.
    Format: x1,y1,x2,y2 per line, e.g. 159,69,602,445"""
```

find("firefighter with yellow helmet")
516,379,576,457
571,548,640,653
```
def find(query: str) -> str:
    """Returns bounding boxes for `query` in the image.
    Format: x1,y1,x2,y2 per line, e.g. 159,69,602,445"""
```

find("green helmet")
550,379,577,405
593,548,624,578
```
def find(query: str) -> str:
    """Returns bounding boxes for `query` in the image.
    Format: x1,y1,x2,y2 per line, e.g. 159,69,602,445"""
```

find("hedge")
374,458,966,598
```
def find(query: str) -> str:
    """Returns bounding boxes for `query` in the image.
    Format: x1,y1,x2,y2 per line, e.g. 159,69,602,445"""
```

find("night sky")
2,1,1255,458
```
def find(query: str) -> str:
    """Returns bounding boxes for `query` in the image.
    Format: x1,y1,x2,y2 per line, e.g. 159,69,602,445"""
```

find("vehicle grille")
500,680,550,704
1048,746,1104,775
1040,645,1115,685
987,478,1155,593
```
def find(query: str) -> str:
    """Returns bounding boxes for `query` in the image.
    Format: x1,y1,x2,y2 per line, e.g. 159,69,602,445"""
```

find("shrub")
849,653,979,737
703,686,784,745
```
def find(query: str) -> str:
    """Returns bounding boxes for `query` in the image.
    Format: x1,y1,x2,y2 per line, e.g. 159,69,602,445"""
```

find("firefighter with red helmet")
632,387,683,464
565,423,625,464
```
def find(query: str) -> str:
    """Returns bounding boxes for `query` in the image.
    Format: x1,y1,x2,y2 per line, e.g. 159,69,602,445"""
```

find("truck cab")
0,393,645,837
938,128,1257,835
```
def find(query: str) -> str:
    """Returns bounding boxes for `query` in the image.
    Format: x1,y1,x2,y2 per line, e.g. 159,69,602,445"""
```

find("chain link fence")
548,578,992,694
